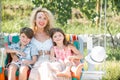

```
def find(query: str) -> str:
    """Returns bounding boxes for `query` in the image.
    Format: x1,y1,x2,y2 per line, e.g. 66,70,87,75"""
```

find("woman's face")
36,12,48,29
52,32,64,44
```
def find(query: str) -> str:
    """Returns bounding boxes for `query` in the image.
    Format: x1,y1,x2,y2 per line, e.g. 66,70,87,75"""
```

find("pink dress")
54,46,80,66
54,46,72,61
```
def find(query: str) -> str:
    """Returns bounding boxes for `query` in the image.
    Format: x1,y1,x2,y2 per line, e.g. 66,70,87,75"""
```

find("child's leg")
8,63,18,80
19,65,29,80
56,61,72,78
71,63,83,79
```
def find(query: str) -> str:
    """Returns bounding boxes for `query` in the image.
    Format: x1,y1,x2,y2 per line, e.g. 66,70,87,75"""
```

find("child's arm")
5,48,18,54
5,48,25,56
22,55,37,65
50,47,56,62
68,45,83,60
5,48,19,61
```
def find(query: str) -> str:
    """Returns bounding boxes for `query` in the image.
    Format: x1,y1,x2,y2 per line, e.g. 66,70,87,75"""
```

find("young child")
49,28,83,79
5,27,38,80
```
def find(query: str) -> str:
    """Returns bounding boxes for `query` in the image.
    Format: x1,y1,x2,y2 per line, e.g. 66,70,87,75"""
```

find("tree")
111,0,120,16
32,0,96,25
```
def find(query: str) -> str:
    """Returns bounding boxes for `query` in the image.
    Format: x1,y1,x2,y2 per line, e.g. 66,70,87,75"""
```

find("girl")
49,28,83,79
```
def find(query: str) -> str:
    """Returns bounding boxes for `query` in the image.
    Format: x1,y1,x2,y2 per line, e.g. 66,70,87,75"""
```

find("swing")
0,48,5,80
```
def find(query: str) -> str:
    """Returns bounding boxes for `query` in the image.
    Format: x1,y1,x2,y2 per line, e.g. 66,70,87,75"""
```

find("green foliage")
31,0,97,25
32,0,71,25
107,47,120,61
2,0,33,6
56,21,107,35
80,0,97,20
1,17,29,33
1,0,32,33
31,0,120,25
103,61,120,80
111,0,120,15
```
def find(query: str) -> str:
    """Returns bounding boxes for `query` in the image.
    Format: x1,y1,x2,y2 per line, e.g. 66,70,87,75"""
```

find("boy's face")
20,33,31,46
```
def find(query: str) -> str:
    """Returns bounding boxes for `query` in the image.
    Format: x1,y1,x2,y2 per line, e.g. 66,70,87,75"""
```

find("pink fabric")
54,46,72,61
9,35,12,42
4,43,8,48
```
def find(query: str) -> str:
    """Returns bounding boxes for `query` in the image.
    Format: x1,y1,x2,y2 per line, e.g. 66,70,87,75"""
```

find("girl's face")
20,33,31,46
36,12,48,29
52,32,64,44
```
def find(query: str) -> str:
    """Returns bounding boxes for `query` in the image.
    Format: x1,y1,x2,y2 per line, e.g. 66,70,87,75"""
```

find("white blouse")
31,37,53,51
31,37,53,63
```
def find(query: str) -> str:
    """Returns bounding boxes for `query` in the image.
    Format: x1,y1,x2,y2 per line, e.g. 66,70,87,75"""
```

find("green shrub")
103,61,120,80
107,47,120,61
1,17,29,33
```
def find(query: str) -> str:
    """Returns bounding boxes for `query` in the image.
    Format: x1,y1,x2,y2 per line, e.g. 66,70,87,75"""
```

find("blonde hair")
30,7,55,34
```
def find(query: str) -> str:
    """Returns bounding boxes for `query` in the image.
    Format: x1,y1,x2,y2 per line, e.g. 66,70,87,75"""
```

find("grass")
1,17,29,33
103,61,120,80
2,0,33,6
1,0,32,33
83,61,120,80
57,20,120,35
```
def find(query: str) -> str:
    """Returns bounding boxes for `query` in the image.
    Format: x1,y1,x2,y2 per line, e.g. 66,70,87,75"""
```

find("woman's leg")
8,64,18,80
39,61,71,80
29,67,40,80
19,65,29,80
29,61,41,80
38,62,62,80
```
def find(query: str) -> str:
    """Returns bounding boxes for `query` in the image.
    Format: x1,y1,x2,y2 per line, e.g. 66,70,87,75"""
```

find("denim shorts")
10,61,33,69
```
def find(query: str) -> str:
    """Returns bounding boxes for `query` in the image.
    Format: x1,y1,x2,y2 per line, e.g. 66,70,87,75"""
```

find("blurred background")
0,0,120,80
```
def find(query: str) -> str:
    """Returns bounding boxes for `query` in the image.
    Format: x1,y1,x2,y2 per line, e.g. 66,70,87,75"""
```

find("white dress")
29,38,71,80
29,38,53,80
31,37,53,62
39,61,71,80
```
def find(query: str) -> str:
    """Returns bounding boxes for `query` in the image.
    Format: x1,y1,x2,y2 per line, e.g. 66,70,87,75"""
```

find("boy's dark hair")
49,28,70,46
20,27,34,39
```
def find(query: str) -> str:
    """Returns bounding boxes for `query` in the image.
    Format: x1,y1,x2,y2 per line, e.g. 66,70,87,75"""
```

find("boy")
5,27,38,80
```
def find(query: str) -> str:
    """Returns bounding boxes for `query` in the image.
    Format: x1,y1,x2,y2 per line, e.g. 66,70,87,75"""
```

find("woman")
28,7,54,80
29,7,73,80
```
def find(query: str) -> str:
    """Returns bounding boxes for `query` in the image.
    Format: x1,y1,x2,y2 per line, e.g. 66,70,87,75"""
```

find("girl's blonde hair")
30,7,55,34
